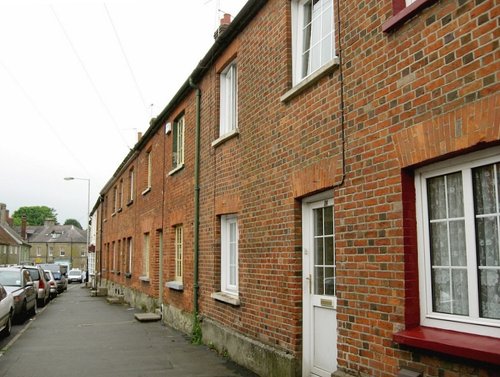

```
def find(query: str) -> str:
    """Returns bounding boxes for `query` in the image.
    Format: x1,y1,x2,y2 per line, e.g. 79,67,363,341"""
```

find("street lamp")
64,177,90,282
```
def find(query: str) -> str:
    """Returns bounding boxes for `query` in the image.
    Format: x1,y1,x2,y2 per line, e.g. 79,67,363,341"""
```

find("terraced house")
92,0,499,376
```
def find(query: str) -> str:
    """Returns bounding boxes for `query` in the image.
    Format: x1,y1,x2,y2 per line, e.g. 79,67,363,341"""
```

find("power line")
104,3,148,110
50,5,131,149
0,59,91,177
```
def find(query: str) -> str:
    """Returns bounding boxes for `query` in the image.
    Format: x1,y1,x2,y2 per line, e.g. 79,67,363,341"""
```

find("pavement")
0,284,258,377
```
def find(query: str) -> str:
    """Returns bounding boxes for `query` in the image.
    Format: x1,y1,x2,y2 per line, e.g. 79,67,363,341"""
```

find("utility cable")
50,5,131,149
0,59,91,177
103,3,148,109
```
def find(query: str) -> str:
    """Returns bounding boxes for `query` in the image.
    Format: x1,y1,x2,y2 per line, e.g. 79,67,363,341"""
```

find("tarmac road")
0,284,257,377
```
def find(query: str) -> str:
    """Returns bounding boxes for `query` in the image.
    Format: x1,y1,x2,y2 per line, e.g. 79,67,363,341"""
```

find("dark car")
0,267,36,321
51,271,67,293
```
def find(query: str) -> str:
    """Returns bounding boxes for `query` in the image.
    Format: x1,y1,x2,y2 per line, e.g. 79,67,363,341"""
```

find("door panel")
303,197,337,377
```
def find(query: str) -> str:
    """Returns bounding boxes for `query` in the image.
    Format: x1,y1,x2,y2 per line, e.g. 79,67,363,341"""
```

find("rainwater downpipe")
189,77,201,335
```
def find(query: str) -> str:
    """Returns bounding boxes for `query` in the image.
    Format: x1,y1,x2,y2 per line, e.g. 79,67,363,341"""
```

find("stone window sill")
281,58,339,103
141,187,151,196
393,326,500,365
212,129,239,148
382,0,438,33
166,281,183,291
139,276,150,283
211,291,240,306
126,199,134,207
168,164,184,176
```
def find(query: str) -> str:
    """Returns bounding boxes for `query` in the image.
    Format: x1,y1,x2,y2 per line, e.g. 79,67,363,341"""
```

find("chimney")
21,215,27,240
214,13,232,40
44,218,56,227
0,203,6,224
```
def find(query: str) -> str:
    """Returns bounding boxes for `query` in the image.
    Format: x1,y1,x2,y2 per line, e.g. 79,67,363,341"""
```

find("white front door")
302,197,337,377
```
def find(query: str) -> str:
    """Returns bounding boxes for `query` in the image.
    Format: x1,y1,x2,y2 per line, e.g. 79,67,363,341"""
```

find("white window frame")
173,116,185,168
129,168,134,202
143,233,150,277
220,61,238,136
36,247,41,257
127,237,133,274
221,215,239,296
416,146,500,338
291,0,335,85
174,226,183,282
405,0,416,5
146,150,152,189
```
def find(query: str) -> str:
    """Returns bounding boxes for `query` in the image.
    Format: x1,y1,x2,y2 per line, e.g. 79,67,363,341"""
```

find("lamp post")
64,177,90,282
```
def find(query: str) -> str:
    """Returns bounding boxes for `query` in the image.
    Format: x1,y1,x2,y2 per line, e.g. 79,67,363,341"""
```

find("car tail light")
50,281,56,287
39,279,45,289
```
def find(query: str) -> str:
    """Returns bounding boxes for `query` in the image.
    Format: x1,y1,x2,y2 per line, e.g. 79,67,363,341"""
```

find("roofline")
99,0,267,196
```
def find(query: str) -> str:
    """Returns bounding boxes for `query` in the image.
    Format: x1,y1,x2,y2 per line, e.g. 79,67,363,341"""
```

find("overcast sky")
0,0,247,227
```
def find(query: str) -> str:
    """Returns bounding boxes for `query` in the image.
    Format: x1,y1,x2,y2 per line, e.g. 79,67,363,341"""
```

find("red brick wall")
97,0,499,375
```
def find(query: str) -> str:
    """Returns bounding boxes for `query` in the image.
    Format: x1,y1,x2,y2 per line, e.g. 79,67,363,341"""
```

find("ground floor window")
174,225,183,283
416,146,500,337
221,215,238,295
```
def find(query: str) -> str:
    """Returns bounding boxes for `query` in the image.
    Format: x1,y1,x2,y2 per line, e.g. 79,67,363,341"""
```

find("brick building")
93,0,499,376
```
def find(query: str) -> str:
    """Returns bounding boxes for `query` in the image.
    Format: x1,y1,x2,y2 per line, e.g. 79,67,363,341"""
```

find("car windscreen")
0,271,21,286
53,272,61,279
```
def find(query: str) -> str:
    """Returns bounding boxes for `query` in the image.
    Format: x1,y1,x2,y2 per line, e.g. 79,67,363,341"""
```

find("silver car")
0,267,36,321
0,283,14,338
20,265,50,307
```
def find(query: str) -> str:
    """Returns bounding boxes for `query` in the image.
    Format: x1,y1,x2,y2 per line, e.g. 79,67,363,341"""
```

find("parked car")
0,283,14,338
67,269,82,284
19,265,50,307
0,267,36,321
51,271,67,293
44,270,58,299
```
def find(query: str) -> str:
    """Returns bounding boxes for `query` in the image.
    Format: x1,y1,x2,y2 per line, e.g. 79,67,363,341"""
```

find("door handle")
305,274,312,294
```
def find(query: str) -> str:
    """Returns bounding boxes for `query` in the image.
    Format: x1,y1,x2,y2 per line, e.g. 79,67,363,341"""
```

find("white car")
0,283,14,338
67,269,82,284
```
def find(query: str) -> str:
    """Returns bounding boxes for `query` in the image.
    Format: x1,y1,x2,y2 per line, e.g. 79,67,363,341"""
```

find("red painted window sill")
382,0,438,33
393,326,500,365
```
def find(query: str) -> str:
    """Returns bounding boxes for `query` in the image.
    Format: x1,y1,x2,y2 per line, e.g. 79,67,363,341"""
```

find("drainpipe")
189,77,201,341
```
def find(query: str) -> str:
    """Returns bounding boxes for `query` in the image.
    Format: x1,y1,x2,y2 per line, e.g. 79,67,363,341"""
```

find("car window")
0,271,21,286
53,272,61,279
27,269,40,280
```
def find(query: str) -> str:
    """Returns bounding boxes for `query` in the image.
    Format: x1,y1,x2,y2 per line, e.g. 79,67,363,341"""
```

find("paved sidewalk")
0,284,258,377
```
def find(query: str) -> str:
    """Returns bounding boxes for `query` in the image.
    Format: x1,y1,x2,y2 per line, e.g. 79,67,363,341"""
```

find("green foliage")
64,218,82,229
12,206,58,226
191,313,203,345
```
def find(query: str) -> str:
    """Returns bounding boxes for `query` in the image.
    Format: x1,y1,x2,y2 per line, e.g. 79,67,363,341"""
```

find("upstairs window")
128,168,134,203
416,147,500,337
220,61,238,136
143,233,150,278
292,0,334,85
172,115,185,168
146,150,152,190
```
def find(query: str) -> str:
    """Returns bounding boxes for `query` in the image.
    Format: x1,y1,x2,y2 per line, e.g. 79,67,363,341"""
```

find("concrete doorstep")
134,312,162,322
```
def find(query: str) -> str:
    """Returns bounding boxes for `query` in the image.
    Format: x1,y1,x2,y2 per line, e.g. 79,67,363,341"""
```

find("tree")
64,218,82,229
12,206,58,226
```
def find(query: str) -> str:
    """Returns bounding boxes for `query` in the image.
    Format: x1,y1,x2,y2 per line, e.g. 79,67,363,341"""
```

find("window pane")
473,164,497,215
430,222,449,266
325,236,334,266
324,206,333,235
321,34,333,66
452,269,469,315
428,176,447,220
449,220,467,266
432,268,451,313
479,269,500,319
476,217,499,266
447,172,464,218
324,267,335,295
314,208,324,236
315,266,324,295
315,237,324,265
